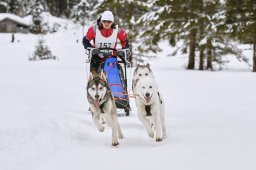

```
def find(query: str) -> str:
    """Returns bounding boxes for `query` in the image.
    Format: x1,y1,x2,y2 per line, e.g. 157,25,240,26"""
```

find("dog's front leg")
160,103,167,139
111,104,124,139
138,108,154,138
105,114,119,146
92,113,105,132
114,117,124,139
152,104,163,142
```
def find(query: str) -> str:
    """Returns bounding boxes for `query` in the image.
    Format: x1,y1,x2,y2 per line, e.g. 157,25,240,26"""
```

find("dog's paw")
112,141,119,146
118,133,125,139
97,125,105,132
148,131,154,138
156,138,163,142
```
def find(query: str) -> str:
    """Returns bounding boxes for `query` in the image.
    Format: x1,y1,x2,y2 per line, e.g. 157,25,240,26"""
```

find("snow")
0,13,30,26
199,36,207,46
138,11,159,23
0,17,256,170
24,12,74,32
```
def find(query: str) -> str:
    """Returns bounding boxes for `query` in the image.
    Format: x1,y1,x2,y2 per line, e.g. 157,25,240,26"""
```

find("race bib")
95,25,118,56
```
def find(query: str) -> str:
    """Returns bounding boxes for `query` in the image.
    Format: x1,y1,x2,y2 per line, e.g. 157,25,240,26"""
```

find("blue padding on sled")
104,57,125,99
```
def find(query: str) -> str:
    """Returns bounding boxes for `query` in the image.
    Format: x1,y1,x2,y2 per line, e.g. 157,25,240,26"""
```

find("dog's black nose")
145,93,150,97
95,94,99,99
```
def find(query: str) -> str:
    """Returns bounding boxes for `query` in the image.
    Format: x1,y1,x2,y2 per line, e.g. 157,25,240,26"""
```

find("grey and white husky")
132,63,154,93
87,71,124,146
133,64,166,142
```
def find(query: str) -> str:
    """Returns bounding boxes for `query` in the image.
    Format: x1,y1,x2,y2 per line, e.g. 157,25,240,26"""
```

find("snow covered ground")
0,21,256,170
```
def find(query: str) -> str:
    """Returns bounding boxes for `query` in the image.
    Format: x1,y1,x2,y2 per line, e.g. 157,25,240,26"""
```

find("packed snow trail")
0,29,256,170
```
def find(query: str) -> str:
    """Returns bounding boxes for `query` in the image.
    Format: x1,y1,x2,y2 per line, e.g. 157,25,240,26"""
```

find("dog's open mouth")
94,99,102,107
144,96,151,103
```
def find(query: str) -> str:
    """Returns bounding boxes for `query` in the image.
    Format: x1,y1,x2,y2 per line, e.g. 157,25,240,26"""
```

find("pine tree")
72,0,97,25
66,0,80,18
44,0,78,18
0,0,21,15
197,0,223,70
31,0,44,33
0,0,7,12
9,0,19,14
58,0,68,17
138,0,252,71
185,1,201,70
0,0,35,16
137,0,168,54
71,0,97,36
17,0,35,16
138,0,201,69
226,0,256,72
31,37,55,60
45,0,64,17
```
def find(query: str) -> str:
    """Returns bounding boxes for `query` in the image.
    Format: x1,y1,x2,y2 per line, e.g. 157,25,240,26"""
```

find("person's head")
101,11,114,29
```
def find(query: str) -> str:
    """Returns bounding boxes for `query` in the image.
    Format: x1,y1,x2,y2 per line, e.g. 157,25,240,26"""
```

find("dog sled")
86,47,131,116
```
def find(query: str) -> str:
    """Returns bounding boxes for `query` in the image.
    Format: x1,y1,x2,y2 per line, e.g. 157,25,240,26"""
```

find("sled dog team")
87,63,166,146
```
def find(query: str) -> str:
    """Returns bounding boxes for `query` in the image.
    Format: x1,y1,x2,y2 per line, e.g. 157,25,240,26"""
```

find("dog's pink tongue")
94,99,100,107
145,97,151,103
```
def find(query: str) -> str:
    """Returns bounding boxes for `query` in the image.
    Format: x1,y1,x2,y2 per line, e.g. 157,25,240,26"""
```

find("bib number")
99,42,113,56
99,42,111,49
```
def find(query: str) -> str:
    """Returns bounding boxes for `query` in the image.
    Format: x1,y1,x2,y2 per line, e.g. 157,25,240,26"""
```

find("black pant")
90,55,103,73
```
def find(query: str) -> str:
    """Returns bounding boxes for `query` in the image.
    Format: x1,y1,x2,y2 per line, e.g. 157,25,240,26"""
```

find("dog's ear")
146,63,150,69
100,70,107,82
89,70,98,80
88,72,94,81
133,65,139,76
92,70,98,76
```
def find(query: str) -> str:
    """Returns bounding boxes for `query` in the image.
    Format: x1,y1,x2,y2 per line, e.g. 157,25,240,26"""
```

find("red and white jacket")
82,25,129,49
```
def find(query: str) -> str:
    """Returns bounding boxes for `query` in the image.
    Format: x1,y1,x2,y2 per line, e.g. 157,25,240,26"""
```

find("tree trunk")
253,43,256,72
206,38,213,70
199,16,205,70
199,46,204,70
128,20,133,67
187,28,196,70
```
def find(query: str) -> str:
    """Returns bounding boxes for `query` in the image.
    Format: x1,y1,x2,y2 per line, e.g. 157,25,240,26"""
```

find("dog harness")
158,92,163,104
99,90,113,113
145,105,152,116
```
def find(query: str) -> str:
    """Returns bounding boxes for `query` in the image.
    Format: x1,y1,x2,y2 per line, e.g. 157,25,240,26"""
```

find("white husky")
87,71,124,146
133,64,166,142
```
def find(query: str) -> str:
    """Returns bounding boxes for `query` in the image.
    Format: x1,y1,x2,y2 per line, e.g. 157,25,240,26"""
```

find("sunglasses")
102,20,112,24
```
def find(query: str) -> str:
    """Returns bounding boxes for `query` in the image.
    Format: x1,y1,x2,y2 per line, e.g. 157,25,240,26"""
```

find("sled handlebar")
85,47,131,64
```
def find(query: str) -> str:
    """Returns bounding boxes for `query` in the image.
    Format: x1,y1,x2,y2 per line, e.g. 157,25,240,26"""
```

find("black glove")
116,50,125,58
91,48,100,56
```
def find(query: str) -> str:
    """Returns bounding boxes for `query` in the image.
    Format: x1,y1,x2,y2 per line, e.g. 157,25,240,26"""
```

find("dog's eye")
142,86,145,89
149,86,152,89
139,74,142,76
92,88,95,91
145,73,148,76
99,87,103,90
